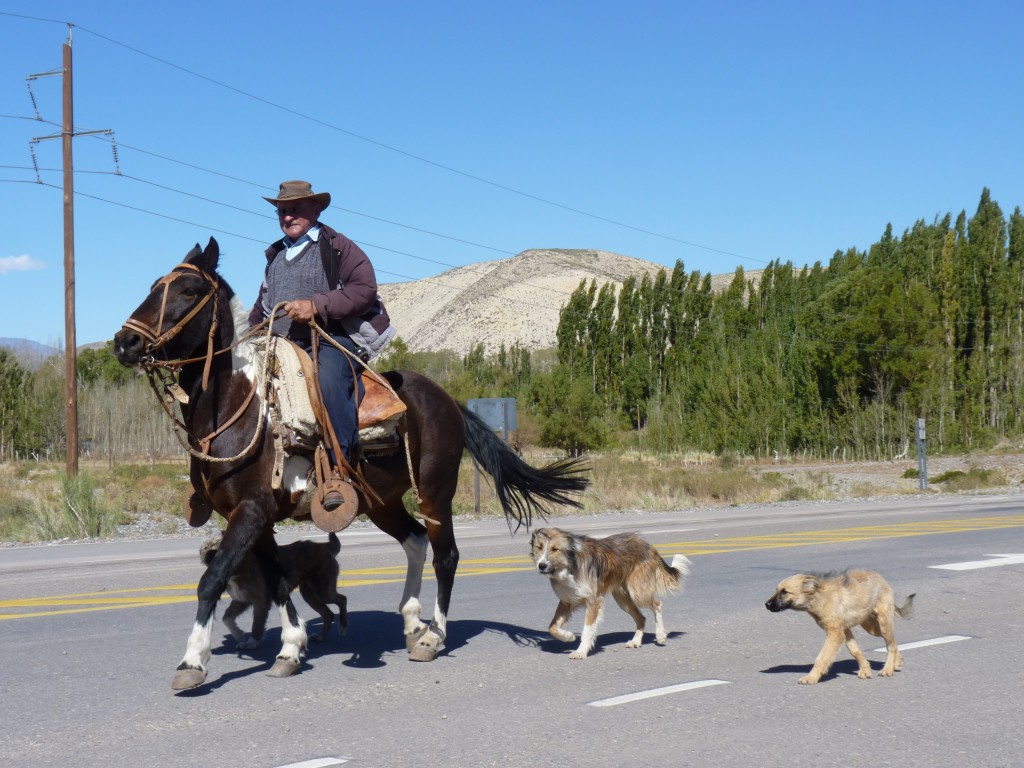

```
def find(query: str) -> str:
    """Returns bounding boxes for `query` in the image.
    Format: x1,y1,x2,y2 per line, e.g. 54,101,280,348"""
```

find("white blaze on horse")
113,238,589,690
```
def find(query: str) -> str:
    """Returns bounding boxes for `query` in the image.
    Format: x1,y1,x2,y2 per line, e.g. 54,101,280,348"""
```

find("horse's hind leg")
367,502,432,653
409,497,459,662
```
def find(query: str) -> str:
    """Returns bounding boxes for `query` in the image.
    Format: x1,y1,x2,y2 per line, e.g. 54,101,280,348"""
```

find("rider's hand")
284,299,316,324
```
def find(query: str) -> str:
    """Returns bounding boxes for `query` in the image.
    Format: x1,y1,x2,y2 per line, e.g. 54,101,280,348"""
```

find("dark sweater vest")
264,238,329,343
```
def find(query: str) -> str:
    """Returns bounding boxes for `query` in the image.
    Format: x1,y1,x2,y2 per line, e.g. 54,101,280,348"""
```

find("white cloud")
0,255,46,275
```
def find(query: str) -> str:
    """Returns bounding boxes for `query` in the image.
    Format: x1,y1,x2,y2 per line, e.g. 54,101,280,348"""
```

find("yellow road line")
3,514,1023,620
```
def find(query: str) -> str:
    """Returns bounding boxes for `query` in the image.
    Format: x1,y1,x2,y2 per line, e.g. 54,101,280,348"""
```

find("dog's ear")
801,576,819,594
564,533,579,555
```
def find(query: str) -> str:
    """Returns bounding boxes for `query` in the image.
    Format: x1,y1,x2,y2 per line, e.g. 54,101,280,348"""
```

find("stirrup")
311,475,360,532
311,445,360,532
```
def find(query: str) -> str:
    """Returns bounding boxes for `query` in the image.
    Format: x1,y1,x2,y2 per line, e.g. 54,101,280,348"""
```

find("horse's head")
113,237,228,367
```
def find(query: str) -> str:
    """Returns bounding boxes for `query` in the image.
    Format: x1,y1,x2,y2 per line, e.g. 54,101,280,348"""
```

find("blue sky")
2,2,1023,347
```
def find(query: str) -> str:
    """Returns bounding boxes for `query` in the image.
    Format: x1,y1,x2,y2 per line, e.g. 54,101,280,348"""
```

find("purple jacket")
248,222,396,358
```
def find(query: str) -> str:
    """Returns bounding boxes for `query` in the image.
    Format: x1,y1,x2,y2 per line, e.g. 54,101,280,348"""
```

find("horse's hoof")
409,627,443,662
171,667,207,690
266,658,301,678
409,640,438,662
405,625,429,653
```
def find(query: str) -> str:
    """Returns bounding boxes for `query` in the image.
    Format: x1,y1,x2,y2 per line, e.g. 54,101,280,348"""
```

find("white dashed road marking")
872,634,971,653
929,554,1024,571
588,679,731,707
274,758,349,768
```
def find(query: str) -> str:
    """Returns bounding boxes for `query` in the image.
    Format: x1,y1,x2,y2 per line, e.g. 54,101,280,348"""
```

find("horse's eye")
182,288,198,299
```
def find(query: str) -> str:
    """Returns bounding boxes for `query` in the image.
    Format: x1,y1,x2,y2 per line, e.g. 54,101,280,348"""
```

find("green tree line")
542,188,1024,458
3,188,1020,463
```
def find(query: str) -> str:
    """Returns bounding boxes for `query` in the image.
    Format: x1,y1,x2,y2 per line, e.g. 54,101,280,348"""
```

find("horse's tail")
459,405,589,530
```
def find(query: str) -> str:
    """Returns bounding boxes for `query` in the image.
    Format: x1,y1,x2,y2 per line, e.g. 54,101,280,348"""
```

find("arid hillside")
378,248,755,356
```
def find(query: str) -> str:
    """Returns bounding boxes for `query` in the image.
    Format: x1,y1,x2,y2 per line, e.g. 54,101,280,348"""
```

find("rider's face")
276,201,320,240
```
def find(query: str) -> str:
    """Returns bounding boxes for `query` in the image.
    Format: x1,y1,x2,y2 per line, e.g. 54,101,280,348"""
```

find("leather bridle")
125,262,266,463
122,262,221,390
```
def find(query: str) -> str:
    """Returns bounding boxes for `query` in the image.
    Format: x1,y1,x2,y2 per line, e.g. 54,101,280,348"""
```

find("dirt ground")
759,451,1024,499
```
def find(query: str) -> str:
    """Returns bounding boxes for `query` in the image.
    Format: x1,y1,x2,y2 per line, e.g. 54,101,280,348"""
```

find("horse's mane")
227,293,258,376
206,267,256,377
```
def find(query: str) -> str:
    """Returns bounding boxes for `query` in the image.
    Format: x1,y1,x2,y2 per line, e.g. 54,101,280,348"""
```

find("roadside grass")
0,450,1017,542
0,460,184,543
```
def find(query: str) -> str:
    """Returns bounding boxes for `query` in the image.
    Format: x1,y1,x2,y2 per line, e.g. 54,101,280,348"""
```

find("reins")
130,262,279,464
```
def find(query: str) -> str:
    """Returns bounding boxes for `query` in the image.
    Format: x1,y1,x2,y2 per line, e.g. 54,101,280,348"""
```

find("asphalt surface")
1,494,1023,767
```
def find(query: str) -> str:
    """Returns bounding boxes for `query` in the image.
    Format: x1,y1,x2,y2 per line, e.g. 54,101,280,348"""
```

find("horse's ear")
201,237,220,272
184,237,220,273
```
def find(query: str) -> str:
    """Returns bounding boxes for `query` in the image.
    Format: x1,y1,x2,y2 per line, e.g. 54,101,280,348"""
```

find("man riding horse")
187,180,395,526
115,234,588,688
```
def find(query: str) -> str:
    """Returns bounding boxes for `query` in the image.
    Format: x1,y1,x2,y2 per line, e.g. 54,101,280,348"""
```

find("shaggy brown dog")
765,569,915,684
530,527,691,659
199,532,347,648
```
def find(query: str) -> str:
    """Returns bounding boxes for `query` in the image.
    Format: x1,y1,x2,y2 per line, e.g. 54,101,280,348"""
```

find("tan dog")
200,532,348,648
765,569,915,684
530,527,691,659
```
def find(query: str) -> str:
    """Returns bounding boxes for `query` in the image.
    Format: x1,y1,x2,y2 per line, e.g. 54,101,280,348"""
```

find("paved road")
2,494,1023,767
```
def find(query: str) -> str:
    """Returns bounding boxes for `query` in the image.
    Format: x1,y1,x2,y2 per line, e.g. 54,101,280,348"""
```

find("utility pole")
28,26,116,477
61,36,77,477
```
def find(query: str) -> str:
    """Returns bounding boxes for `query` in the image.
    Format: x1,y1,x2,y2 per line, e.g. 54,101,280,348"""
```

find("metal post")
62,38,78,477
916,418,927,490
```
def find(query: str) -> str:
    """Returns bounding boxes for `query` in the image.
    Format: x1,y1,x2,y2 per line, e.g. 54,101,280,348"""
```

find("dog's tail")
198,533,222,567
656,553,692,594
895,592,915,618
328,531,341,556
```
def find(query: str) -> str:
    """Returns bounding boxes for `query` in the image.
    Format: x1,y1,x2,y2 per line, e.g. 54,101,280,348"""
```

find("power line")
65,21,765,267
8,179,1009,355
0,11,66,24
27,180,567,314
15,121,522,258
9,173,1012,337
22,157,584,300
4,19,769,272
32,180,264,244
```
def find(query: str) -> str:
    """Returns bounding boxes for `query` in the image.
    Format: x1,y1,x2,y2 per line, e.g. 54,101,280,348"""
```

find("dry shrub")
849,482,883,498
937,466,1007,491
580,454,786,511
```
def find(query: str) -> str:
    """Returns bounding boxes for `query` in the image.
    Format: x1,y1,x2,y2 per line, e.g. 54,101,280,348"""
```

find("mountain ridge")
379,248,754,356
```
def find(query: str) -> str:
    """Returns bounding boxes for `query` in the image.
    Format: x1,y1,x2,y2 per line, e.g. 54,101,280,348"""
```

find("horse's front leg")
173,553,239,690
171,502,303,689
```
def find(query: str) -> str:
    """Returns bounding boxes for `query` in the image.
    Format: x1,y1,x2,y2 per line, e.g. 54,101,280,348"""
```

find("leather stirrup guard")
310,444,360,533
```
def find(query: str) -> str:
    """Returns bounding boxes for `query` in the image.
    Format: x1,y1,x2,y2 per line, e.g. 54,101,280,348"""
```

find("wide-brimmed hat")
262,180,331,210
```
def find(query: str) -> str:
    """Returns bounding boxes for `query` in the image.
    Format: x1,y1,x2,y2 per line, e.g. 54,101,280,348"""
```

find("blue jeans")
304,335,364,466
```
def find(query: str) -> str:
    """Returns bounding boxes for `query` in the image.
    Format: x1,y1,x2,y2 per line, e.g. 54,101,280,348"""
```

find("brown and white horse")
113,238,589,690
